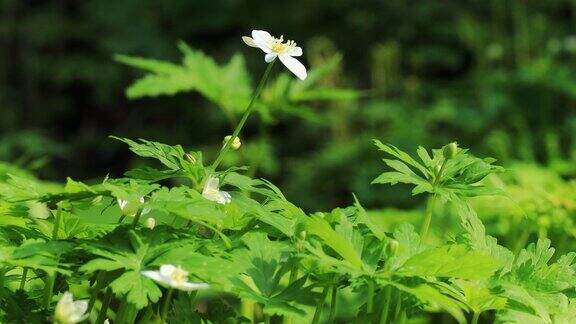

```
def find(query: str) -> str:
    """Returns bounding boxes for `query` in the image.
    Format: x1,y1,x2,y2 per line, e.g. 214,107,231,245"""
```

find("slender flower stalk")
210,60,276,171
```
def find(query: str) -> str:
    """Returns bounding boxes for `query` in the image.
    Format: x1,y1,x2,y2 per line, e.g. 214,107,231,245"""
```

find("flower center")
270,35,296,54
170,266,189,285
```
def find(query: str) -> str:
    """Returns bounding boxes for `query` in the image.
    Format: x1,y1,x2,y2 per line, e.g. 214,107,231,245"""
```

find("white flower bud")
223,135,241,150
145,217,156,229
27,201,50,219
117,197,149,217
54,292,88,324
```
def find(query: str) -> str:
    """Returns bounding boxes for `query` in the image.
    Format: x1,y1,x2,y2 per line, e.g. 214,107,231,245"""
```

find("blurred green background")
2,0,576,213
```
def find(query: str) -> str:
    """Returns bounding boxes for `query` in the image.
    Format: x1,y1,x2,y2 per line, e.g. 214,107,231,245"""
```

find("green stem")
264,313,271,324
379,286,392,324
87,272,106,314
19,267,28,290
367,280,375,316
52,205,63,240
328,285,337,323
210,60,276,171
472,311,480,324
161,288,174,321
96,288,113,324
311,286,330,324
131,209,143,229
43,272,56,310
115,297,128,324
420,195,436,241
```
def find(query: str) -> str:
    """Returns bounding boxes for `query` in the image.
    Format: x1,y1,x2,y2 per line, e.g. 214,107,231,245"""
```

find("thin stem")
419,195,436,241
96,288,113,324
379,286,392,324
420,158,447,240
264,313,271,324
210,60,276,171
471,311,480,324
19,267,28,290
311,286,330,324
131,209,143,229
52,205,63,240
87,271,106,314
161,288,174,321
367,280,375,316
43,273,56,310
328,285,337,323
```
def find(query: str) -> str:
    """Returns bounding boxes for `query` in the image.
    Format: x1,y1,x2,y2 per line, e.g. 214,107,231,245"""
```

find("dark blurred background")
2,0,576,212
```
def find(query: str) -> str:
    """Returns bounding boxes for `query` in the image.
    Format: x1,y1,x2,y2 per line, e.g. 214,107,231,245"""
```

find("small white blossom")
103,320,110,324
243,30,307,80
142,264,209,291
53,292,88,324
117,197,150,217
27,201,50,219
202,175,231,205
223,135,241,150
145,217,156,229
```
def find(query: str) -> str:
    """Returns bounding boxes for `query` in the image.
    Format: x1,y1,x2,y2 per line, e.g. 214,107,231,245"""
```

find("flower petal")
179,282,210,291
279,55,307,80
287,46,303,57
72,300,88,320
265,53,278,63
217,191,232,204
142,270,165,284
242,36,258,47
159,264,176,277
251,30,273,53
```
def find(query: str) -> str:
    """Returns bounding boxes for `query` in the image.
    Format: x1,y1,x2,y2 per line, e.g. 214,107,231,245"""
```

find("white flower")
142,264,209,291
242,30,307,80
202,175,232,205
145,217,156,229
27,201,50,219
117,197,150,217
223,135,241,150
103,320,110,324
53,292,88,324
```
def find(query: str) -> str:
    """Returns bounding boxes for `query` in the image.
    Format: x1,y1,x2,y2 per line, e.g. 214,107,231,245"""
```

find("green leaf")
110,270,162,309
305,215,363,270
400,244,501,280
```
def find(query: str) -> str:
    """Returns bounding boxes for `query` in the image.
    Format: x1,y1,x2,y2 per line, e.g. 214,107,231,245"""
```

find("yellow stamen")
170,266,189,285
270,35,296,54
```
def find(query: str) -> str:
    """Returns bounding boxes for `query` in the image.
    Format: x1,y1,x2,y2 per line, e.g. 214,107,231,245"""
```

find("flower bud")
298,231,307,240
117,197,145,217
442,142,458,160
387,239,399,256
145,217,156,229
27,201,50,219
223,135,241,150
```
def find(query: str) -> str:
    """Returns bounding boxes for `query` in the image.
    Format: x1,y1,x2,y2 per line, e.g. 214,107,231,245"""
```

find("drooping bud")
117,197,145,217
26,201,50,219
387,239,399,256
223,135,241,150
442,142,458,160
145,217,156,229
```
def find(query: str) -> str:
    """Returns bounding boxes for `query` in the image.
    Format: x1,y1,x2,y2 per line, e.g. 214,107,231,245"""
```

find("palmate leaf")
230,233,315,317
80,227,195,309
399,244,501,280
109,270,162,309
116,42,252,114
305,215,363,270
389,281,467,324
451,279,507,314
